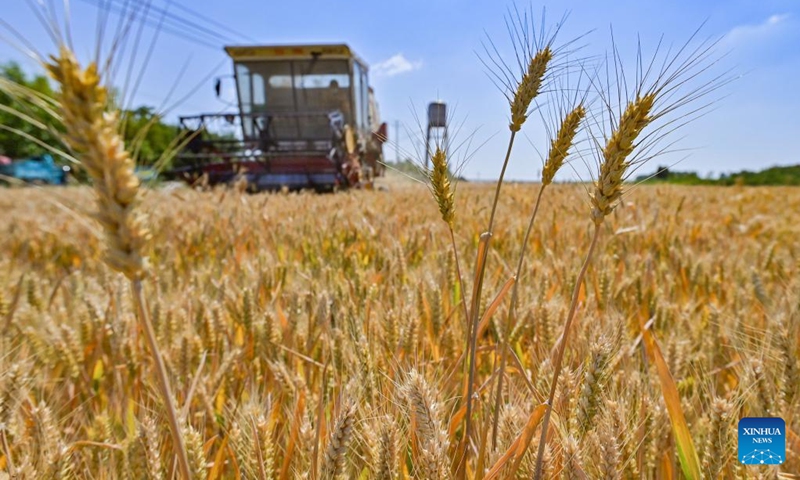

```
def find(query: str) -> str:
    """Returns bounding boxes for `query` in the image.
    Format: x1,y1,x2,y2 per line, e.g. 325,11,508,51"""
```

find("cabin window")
353,62,364,129
233,58,356,140
292,60,351,120
360,66,369,131
235,63,253,138
235,63,252,114
252,74,265,106
247,61,294,112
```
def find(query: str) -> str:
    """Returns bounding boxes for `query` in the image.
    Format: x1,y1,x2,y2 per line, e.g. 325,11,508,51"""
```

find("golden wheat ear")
534,27,728,480
461,11,580,458
45,47,149,280
543,104,586,186
490,83,587,447
43,45,193,479
479,6,587,133
587,26,732,222
590,92,656,224
428,148,455,228
403,370,451,479
321,402,357,479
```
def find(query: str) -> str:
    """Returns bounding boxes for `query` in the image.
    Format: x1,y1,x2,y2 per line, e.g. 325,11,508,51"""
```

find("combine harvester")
169,44,387,191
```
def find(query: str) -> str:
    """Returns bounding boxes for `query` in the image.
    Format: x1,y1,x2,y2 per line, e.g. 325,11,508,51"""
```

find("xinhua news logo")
738,417,785,465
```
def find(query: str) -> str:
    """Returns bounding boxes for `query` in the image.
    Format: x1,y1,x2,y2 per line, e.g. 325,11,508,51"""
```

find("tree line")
1,62,179,167
638,164,800,186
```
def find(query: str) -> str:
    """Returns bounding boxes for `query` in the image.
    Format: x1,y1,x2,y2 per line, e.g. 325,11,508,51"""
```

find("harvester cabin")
226,44,371,148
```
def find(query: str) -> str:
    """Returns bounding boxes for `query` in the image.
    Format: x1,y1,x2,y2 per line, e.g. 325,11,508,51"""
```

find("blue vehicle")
0,154,70,185
135,166,159,183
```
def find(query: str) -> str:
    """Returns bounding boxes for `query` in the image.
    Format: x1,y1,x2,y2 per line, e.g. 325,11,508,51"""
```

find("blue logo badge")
738,417,785,465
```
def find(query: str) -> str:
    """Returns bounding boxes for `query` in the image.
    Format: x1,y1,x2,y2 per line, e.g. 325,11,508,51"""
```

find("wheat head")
510,48,552,132
590,93,655,225
45,47,149,280
542,104,585,186
429,148,455,228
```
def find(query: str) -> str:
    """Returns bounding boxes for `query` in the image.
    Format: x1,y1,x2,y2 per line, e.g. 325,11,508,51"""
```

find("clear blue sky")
2,0,799,181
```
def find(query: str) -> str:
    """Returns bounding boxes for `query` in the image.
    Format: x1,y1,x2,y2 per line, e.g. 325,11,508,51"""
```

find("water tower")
424,101,448,169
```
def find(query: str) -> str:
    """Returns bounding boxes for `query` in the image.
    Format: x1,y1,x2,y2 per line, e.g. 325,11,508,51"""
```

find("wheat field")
0,182,797,478
0,2,796,477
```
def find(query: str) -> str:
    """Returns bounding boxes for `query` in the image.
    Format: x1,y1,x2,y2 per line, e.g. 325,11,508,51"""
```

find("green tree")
2,62,183,169
0,62,63,159
121,105,180,167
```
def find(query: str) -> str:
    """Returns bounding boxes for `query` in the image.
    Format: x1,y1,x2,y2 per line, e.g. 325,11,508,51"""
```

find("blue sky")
2,0,799,181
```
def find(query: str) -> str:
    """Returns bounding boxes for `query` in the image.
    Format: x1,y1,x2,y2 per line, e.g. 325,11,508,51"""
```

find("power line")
117,0,238,44
163,0,256,43
79,0,221,49
77,0,245,50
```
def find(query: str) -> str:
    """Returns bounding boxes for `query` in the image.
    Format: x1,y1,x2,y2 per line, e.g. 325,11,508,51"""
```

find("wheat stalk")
44,47,192,479
463,38,554,468
534,93,654,480
490,102,585,446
